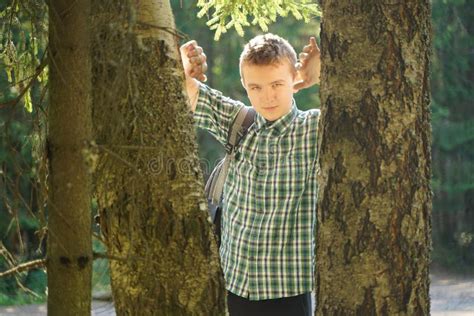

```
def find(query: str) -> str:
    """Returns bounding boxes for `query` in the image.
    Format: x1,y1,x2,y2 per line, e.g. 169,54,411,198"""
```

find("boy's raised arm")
180,40,208,112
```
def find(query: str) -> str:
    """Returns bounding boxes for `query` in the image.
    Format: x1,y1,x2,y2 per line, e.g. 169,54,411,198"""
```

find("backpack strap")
206,106,256,206
225,106,256,154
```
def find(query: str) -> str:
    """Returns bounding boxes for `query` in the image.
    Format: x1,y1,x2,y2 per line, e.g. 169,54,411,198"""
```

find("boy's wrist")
186,78,200,112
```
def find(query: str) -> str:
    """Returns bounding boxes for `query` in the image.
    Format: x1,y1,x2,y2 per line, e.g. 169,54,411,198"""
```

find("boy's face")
241,60,297,122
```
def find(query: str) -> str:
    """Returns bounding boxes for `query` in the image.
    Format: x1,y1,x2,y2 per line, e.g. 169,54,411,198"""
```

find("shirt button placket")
250,136,267,298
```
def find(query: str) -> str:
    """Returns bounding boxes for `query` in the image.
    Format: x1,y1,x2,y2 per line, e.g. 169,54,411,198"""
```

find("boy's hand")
180,40,208,82
294,37,321,91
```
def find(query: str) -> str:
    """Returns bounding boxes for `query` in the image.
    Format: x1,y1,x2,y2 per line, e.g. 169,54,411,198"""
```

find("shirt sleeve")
194,83,245,146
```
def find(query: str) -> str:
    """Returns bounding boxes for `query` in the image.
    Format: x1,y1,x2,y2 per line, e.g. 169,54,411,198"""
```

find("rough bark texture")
47,0,93,315
91,0,226,315
315,1,432,315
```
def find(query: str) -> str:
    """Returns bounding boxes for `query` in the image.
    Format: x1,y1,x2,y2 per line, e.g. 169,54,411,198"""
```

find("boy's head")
240,33,299,122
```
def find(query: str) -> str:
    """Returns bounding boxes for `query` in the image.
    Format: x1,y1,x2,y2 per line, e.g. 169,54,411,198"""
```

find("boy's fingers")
189,61,208,80
293,80,309,91
302,45,311,53
188,46,203,57
299,52,308,60
181,40,197,52
187,40,197,49
201,62,208,73
200,52,207,64
190,56,201,64
310,37,320,54
187,46,200,58
301,37,319,55
191,56,206,66
188,50,206,64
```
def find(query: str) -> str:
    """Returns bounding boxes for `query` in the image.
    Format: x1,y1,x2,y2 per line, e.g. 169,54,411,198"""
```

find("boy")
180,33,321,316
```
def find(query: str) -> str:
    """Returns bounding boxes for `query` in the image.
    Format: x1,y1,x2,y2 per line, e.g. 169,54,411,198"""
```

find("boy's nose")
263,88,275,102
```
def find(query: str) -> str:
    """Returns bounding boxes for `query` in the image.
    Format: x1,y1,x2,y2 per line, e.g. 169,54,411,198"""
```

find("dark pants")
227,291,312,316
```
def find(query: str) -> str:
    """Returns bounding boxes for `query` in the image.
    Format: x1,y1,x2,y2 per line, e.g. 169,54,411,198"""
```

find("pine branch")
0,251,132,278
0,48,48,109
0,258,46,278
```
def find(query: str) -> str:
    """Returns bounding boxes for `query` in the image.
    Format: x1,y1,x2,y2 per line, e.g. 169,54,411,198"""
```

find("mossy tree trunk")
316,0,432,314
47,0,93,315
91,0,225,315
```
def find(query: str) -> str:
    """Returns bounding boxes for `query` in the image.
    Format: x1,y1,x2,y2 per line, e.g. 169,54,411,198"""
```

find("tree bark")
315,1,432,315
91,0,225,315
47,0,93,315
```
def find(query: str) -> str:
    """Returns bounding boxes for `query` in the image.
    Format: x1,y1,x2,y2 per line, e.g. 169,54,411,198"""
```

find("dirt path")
1,273,473,315
0,300,115,316
430,272,474,316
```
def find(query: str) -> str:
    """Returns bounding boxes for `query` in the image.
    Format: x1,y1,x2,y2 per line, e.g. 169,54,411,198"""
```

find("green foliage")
430,0,473,203
0,0,48,111
0,0,49,306
196,0,321,40
434,119,474,152
0,290,46,306
430,0,474,273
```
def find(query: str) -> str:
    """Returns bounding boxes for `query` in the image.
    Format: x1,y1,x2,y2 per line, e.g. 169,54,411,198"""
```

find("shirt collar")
254,99,298,134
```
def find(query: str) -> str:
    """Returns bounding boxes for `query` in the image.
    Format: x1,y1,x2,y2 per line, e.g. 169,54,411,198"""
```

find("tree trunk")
315,1,432,315
91,1,225,315
47,0,93,315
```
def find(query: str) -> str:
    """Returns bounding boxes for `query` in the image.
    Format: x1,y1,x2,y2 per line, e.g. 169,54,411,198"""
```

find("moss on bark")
91,1,225,315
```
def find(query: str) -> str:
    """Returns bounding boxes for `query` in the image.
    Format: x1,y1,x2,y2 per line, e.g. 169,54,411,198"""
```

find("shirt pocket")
275,152,307,197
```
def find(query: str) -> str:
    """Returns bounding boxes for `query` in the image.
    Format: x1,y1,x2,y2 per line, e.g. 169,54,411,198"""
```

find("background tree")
315,0,432,314
91,0,225,314
46,0,93,314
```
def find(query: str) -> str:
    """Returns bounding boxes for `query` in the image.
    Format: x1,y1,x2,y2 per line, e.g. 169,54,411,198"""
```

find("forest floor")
0,271,473,315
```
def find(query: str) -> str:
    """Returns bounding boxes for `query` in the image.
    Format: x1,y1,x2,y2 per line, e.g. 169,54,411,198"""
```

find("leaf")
290,7,303,20
206,14,221,27
39,65,48,84
258,18,269,32
235,21,244,37
24,89,32,113
214,25,223,41
31,37,38,57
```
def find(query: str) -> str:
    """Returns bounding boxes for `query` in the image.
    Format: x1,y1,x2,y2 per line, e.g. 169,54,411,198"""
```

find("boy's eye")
251,86,261,91
272,83,283,88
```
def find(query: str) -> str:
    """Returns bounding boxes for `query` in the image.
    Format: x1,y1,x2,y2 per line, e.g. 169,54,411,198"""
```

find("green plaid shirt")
194,84,319,300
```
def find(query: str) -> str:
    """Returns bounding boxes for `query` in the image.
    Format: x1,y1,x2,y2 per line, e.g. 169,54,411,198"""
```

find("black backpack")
205,106,256,245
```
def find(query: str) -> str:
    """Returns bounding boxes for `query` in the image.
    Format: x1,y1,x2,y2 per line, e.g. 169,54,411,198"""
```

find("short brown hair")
239,33,297,78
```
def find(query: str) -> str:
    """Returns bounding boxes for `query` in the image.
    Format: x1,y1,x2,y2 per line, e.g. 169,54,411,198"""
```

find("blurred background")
0,0,472,307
